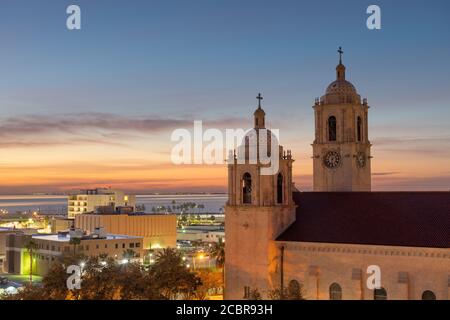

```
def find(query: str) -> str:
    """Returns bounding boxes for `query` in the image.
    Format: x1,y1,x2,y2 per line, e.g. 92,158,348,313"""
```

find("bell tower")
225,94,296,299
312,48,372,191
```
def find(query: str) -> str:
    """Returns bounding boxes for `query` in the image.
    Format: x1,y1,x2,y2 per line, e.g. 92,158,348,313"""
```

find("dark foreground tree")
149,248,201,299
3,250,201,300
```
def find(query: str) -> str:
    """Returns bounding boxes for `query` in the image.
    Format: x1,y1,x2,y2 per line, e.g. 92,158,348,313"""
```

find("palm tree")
210,238,225,292
69,237,81,257
25,239,38,284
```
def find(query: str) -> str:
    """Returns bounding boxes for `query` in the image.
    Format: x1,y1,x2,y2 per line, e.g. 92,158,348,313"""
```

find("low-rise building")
68,188,136,219
0,228,21,273
5,230,143,276
50,217,74,233
75,213,176,250
178,226,225,243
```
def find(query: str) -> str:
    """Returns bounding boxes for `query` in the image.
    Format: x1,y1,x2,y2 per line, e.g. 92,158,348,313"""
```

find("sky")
0,0,449,194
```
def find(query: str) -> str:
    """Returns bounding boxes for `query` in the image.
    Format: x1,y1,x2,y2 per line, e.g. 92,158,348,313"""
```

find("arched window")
357,116,362,142
422,290,436,300
242,173,252,204
374,287,387,300
277,173,283,204
329,283,342,300
328,116,337,141
288,280,301,300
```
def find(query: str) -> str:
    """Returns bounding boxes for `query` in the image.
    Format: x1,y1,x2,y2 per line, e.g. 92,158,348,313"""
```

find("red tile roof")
276,192,449,248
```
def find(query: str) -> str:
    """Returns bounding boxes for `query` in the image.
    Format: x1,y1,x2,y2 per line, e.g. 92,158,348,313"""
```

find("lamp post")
149,253,154,265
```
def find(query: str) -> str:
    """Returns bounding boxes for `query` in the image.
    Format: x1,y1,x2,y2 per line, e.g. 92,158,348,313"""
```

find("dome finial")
256,93,263,108
336,47,346,80
254,93,265,129
338,46,344,64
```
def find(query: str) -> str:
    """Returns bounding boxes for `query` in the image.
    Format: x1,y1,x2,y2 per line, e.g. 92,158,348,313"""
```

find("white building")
68,188,135,219
177,226,224,243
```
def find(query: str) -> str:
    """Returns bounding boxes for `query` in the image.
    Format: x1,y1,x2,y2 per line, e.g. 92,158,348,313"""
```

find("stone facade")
225,97,297,299
312,59,371,191
274,241,450,300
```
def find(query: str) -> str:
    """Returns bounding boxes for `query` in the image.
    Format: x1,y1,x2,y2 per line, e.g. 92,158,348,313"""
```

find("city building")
50,217,74,233
1,227,38,273
225,51,449,300
74,212,176,250
178,226,225,244
5,229,143,276
1,228,20,273
67,188,136,219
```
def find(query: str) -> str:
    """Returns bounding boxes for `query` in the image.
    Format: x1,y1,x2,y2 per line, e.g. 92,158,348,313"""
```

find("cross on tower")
338,46,344,64
256,93,263,108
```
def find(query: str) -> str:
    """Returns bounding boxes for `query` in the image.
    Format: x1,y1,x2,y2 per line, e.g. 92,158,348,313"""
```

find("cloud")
372,136,450,146
0,113,248,149
0,113,190,136
372,135,450,157
372,175,450,191
372,172,400,176
0,138,128,149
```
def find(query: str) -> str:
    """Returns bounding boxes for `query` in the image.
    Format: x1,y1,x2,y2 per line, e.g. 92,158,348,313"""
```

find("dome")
319,59,361,105
236,127,279,164
326,79,357,95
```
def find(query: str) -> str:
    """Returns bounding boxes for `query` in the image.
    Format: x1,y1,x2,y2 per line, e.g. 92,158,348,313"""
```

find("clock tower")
312,48,371,191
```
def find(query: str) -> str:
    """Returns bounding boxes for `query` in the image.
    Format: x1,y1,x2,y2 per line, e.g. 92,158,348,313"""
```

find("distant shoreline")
0,192,227,197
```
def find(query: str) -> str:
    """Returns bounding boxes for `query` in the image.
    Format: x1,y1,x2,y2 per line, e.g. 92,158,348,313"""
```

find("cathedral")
224,50,449,300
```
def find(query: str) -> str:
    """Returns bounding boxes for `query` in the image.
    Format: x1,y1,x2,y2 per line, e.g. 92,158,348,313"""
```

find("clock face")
323,151,341,169
357,152,366,168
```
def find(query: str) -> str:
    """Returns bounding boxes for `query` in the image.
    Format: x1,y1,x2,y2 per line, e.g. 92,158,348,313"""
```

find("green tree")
25,239,37,284
5,254,162,300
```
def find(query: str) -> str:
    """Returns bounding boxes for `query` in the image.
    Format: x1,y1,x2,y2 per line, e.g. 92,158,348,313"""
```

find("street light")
192,253,207,270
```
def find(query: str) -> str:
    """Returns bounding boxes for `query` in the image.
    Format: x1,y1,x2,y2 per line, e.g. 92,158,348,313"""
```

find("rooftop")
32,233,141,242
277,192,449,249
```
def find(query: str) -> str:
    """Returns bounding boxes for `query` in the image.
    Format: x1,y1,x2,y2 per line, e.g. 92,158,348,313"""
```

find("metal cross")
256,93,263,108
338,46,344,64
